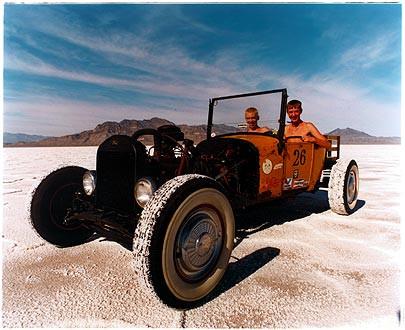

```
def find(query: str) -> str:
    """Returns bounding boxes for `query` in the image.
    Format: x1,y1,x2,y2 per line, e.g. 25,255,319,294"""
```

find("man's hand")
302,135,316,143
302,134,331,149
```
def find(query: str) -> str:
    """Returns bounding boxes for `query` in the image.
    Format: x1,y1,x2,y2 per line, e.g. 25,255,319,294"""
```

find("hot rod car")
30,88,359,308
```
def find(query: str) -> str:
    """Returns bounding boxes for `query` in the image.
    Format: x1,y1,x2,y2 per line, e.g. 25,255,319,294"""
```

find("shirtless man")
284,100,331,149
245,107,270,133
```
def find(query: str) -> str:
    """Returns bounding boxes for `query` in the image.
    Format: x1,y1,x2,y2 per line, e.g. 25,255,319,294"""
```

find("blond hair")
245,107,259,117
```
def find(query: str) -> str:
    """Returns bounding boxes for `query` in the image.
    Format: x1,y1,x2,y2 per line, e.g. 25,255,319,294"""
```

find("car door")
283,141,314,191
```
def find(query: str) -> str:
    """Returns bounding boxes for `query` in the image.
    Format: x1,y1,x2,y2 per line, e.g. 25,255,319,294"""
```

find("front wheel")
328,159,359,215
30,166,94,247
133,174,235,308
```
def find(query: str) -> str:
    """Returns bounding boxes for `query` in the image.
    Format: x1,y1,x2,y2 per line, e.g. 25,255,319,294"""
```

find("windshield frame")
207,88,288,143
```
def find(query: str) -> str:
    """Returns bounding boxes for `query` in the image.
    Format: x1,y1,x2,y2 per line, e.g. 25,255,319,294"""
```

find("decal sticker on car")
293,169,299,179
273,163,283,170
262,159,273,175
283,178,293,190
292,179,308,189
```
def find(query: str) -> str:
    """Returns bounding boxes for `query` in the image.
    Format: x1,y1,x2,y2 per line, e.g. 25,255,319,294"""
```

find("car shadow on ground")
352,199,366,213
204,247,280,305
198,191,366,306
86,190,365,309
234,190,365,248
95,234,133,251
94,191,365,252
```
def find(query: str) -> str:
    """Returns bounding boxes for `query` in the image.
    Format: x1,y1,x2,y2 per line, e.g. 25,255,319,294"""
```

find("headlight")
134,178,156,208
83,170,96,196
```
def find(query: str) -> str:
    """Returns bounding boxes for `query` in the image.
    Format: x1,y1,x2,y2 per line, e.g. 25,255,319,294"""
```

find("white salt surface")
2,145,401,327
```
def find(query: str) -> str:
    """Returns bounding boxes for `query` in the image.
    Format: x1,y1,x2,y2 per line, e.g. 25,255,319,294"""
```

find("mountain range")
3,132,51,144
4,118,400,147
327,128,400,144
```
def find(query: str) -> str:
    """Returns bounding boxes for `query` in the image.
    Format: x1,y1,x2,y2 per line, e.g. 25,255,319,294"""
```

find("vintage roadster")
30,88,359,308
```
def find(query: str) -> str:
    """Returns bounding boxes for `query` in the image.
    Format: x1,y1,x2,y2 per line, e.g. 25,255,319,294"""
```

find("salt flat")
2,145,401,328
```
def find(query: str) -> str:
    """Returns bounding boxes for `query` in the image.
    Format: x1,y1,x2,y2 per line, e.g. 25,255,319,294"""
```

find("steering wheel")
132,128,163,160
132,128,186,160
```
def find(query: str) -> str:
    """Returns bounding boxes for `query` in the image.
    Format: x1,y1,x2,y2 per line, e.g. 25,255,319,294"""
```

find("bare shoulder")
304,121,321,132
303,121,315,128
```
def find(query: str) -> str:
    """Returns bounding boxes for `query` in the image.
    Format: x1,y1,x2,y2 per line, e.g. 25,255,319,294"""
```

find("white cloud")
5,42,401,137
3,95,209,136
6,7,254,97
337,31,400,70
278,74,400,136
6,49,225,104
4,7,401,137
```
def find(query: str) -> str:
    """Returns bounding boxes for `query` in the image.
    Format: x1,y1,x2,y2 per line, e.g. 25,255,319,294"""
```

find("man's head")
245,107,260,131
287,99,303,125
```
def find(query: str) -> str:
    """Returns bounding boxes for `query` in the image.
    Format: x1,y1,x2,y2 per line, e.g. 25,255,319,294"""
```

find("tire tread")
328,158,358,215
30,166,93,247
133,174,208,302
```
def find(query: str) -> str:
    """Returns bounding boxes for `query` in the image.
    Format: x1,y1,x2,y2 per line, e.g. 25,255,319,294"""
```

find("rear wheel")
328,159,359,215
133,174,235,308
30,166,94,247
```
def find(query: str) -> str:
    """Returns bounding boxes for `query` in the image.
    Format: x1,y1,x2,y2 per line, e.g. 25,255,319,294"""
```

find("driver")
284,99,331,149
244,107,270,133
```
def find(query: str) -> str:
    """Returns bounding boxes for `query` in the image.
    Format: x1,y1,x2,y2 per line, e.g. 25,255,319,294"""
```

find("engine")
194,138,259,204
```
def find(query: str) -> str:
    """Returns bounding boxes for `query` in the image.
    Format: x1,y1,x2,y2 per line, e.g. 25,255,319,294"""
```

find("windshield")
210,90,285,137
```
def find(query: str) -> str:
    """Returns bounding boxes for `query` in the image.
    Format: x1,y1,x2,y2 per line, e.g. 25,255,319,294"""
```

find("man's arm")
303,123,331,149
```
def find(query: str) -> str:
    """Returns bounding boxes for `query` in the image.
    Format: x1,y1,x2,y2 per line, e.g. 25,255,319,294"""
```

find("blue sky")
3,3,401,137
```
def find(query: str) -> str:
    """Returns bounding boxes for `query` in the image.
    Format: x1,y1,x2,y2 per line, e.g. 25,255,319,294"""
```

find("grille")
96,136,136,213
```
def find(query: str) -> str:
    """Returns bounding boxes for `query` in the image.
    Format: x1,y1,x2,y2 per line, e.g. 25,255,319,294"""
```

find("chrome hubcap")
196,233,214,257
346,169,357,204
176,208,223,282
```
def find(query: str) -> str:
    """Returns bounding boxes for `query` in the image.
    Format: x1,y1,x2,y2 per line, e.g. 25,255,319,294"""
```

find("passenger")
284,100,331,149
244,107,270,133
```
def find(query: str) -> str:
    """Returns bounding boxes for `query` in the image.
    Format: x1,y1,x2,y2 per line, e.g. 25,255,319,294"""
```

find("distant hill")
3,132,51,145
327,127,372,138
4,120,400,147
326,127,400,145
6,118,175,147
